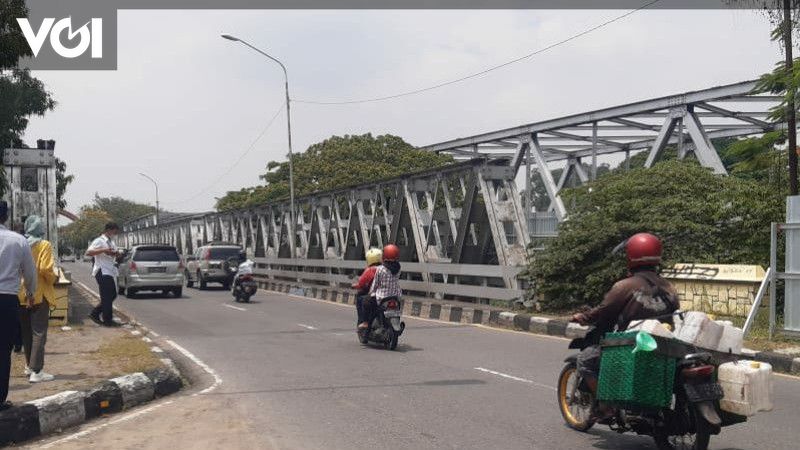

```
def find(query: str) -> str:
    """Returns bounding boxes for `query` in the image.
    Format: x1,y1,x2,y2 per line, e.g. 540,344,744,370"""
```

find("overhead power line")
294,0,660,106
164,101,286,205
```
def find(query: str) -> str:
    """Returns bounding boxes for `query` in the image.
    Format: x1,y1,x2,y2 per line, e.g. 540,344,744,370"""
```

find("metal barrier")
121,158,529,305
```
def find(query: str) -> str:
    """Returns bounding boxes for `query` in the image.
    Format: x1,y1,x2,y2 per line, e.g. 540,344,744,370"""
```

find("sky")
22,8,782,216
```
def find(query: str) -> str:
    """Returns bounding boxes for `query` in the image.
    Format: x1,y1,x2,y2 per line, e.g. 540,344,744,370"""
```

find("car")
117,244,184,298
60,254,76,263
184,243,243,290
82,253,93,262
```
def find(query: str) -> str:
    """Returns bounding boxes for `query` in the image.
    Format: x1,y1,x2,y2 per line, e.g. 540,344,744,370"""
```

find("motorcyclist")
571,233,679,402
361,244,402,331
353,248,382,329
230,250,252,294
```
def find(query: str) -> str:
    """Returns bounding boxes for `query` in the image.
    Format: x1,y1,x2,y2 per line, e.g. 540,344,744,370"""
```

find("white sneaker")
29,371,55,383
24,366,32,376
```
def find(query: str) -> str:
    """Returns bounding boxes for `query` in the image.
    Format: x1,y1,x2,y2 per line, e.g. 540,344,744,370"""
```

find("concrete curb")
260,280,800,376
0,281,186,446
0,367,182,445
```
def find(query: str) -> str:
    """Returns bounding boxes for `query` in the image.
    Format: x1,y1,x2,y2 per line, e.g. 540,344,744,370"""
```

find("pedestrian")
18,215,57,383
0,201,37,410
85,222,122,327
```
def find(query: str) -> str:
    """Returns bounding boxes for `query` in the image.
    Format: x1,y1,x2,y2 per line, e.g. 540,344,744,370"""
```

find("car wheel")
125,287,137,299
118,280,125,295
199,272,207,290
174,288,183,298
185,271,194,288
223,282,231,290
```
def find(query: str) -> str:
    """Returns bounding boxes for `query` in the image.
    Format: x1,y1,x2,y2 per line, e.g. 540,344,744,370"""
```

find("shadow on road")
583,427,747,450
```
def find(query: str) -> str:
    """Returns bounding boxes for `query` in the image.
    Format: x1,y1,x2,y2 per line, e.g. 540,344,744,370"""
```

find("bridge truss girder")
121,158,530,299
423,80,782,221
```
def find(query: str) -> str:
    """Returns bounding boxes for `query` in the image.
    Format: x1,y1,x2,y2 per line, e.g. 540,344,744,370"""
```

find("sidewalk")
7,286,163,404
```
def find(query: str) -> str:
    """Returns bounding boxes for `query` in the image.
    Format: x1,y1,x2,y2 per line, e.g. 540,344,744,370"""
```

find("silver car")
185,244,243,289
117,245,184,298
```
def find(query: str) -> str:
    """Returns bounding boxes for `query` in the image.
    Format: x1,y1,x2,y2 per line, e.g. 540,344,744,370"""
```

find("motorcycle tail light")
386,299,399,310
241,274,253,281
682,365,715,379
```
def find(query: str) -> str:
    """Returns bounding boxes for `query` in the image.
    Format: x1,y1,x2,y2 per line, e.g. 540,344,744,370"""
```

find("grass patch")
92,335,162,375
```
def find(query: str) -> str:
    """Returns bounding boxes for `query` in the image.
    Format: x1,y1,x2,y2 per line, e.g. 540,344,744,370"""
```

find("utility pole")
784,0,798,195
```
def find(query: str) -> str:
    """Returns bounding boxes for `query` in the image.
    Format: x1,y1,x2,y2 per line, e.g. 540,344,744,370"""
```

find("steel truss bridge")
121,80,782,305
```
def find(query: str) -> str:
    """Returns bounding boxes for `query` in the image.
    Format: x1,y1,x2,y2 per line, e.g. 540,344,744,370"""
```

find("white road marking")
149,330,160,337
297,323,317,330
474,367,556,391
166,339,222,395
223,304,247,312
39,400,174,448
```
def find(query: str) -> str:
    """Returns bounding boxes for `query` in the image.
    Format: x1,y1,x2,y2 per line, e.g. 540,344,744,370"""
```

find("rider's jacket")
584,269,679,334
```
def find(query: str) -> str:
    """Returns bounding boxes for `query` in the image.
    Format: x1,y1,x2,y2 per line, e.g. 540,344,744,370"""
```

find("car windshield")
209,247,241,259
133,247,180,262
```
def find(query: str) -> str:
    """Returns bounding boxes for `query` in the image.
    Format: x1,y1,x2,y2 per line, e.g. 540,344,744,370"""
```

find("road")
35,262,800,450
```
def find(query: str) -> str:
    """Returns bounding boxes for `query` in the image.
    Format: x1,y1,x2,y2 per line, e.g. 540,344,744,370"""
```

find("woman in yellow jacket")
18,215,56,383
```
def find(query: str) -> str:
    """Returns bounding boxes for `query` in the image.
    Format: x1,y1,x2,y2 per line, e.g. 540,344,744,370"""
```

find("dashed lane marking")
223,303,246,312
297,323,317,330
474,367,556,391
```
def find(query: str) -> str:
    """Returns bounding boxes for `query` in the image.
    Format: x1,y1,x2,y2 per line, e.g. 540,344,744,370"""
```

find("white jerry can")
716,324,744,354
628,319,675,338
718,360,774,416
675,312,724,350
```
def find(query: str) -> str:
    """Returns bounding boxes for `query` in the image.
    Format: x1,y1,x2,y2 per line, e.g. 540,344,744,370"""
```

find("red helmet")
382,244,400,261
625,233,662,269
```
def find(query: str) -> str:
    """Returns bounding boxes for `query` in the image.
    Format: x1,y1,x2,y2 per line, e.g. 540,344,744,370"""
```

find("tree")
524,159,785,311
60,207,111,253
726,1,800,194
91,194,153,224
55,157,74,209
215,134,453,211
0,0,57,197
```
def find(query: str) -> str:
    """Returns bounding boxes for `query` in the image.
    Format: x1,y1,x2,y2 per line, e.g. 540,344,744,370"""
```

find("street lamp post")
221,34,296,255
139,173,159,226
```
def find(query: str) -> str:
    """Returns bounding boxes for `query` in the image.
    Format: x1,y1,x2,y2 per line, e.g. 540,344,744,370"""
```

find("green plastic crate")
597,331,677,409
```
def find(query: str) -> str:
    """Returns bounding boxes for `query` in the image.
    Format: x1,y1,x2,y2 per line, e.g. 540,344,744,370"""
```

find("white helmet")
365,247,383,266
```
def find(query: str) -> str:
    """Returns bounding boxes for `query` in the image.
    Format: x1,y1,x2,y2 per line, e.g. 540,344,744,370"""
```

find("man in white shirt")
85,222,121,327
0,201,36,410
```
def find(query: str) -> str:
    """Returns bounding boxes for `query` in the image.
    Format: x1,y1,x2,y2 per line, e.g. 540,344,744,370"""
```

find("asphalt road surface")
47,262,800,450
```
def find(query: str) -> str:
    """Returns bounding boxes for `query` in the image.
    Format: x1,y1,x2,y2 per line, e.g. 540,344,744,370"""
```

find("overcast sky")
23,8,781,215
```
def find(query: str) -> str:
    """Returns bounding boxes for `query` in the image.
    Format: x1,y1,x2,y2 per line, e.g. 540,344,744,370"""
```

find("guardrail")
252,256,525,305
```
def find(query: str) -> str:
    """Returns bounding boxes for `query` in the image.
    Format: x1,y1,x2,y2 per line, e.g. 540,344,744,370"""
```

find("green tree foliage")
60,207,111,254
0,1,57,197
525,159,785,311
55,157,74,209
91,194,153,225
215,134,453,211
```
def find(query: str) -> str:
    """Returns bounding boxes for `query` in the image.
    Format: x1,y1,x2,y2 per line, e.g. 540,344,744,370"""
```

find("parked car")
60,254,76,263
117,244,184,298
82,252,93,263
185,243,243,290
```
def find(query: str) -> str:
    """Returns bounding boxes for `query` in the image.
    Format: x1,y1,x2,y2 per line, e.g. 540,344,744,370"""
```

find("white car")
60,254,77,263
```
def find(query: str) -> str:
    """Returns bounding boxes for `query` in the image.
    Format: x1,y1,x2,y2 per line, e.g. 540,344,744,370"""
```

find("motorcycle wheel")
557,363,595,432
383,329,396,350
388,330,399,350
653,406,712,450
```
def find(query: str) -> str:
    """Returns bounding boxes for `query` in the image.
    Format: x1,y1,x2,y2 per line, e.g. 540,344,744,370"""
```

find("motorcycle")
557,315,746,450
226,257,258,303
357,297,405,350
